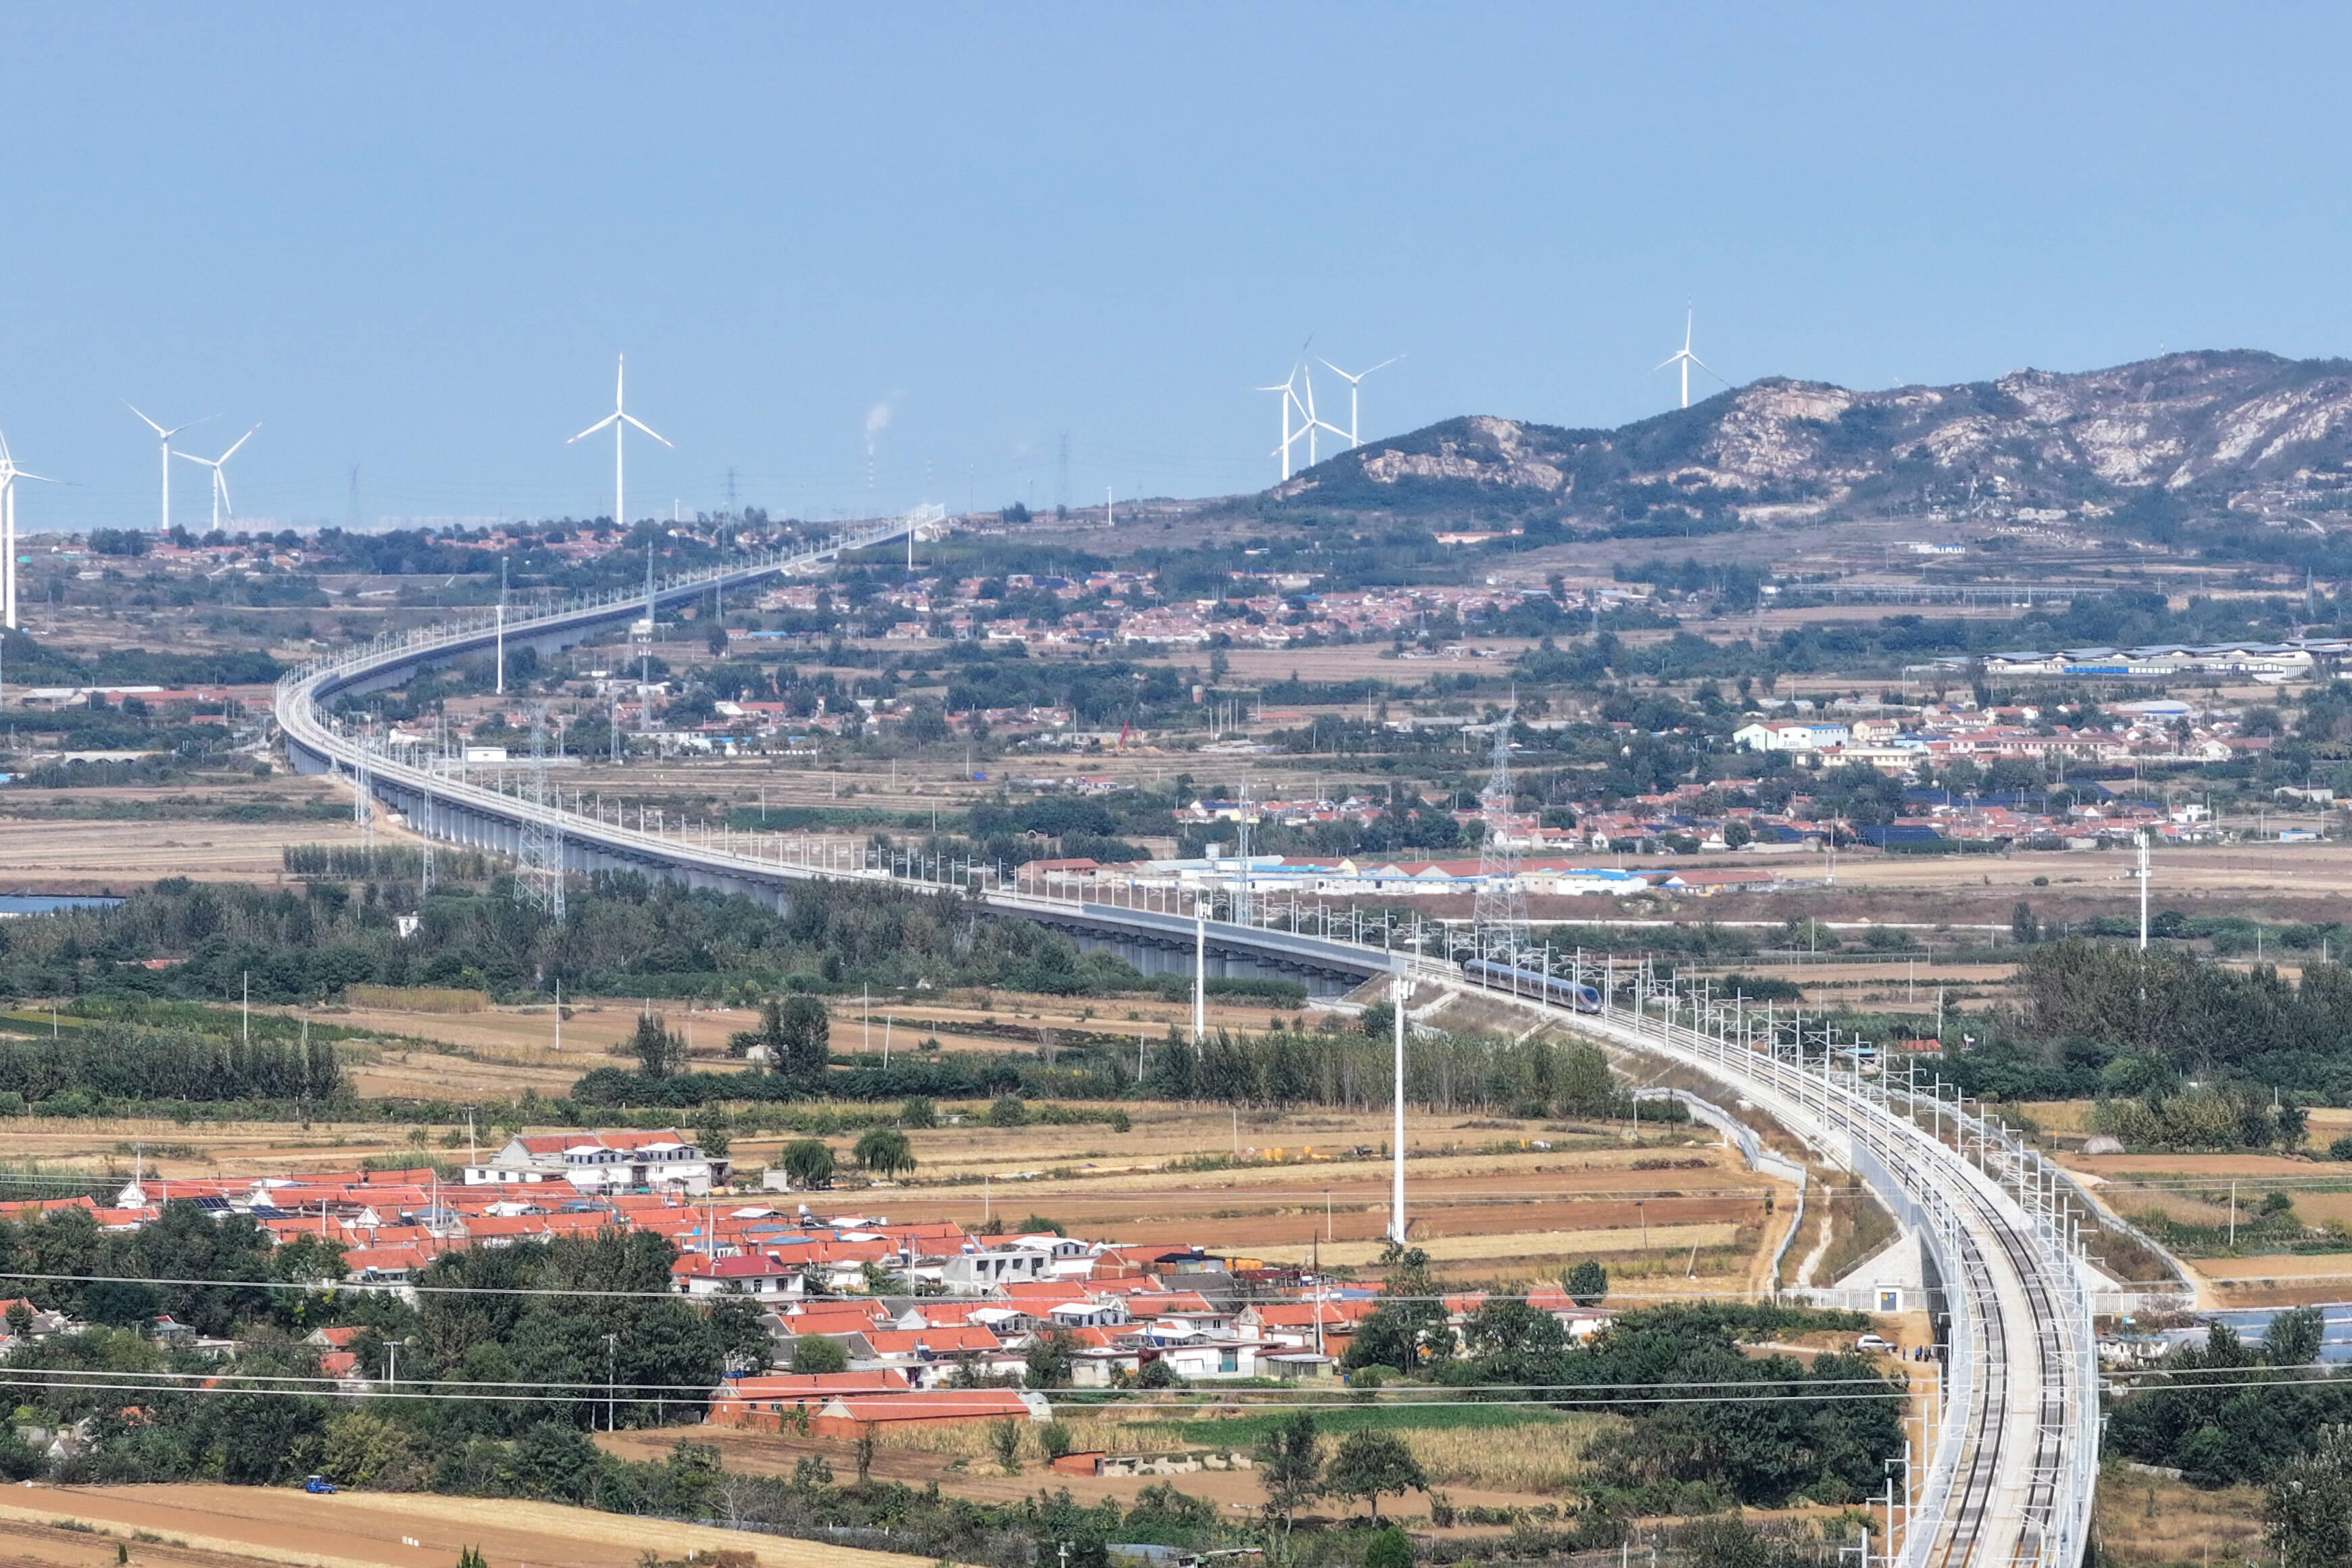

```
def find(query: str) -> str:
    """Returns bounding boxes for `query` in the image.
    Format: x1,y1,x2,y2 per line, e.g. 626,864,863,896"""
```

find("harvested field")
0,1481,928,1568
2095,1471,2263,1568
604,1404,1608,1512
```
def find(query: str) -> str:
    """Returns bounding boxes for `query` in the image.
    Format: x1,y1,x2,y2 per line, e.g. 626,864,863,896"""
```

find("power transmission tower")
516,708,567,921
1473,708,1525,957
725,468,739,521
347,466,360,533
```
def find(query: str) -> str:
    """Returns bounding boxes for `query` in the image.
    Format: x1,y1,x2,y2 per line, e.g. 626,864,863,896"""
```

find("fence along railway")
275,546,2101,1568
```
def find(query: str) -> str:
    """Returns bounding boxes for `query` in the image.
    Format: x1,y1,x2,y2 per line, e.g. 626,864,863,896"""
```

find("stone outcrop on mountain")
1270,351,2352,532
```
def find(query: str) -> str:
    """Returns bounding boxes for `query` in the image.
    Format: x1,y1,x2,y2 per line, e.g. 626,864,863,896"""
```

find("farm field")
0,1481,929,1568
601,1402,1609,1519
2094,1472,2265,1568
7,1087,1791,1293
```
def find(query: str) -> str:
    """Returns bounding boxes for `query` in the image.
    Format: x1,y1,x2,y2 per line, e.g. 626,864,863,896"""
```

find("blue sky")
4,3,2349,530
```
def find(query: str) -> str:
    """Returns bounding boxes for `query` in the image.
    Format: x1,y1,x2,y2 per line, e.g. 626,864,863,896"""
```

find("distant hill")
1268,351,2352,543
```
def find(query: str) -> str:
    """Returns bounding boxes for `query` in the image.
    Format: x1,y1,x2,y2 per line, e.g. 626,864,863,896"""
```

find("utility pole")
495,555,508,696
1193,907,1206,1048
1390,969,1408,1243
2138,827,2151,951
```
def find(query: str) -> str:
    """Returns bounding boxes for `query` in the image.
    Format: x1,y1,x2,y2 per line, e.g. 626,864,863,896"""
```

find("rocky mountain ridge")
1271,350,2352,535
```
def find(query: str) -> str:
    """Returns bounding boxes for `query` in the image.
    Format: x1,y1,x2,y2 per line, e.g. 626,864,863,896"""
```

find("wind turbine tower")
0,431,57,631
174,426,260,531
568,355,671,530
1316,355,1403,447
1257,361,1315,482
1655,310,1723,410
126,405,215,534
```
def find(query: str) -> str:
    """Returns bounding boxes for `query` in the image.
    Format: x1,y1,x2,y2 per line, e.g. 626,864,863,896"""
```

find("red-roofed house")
672,1252,804,1298
462,1129,728,1196
806,1388,1049,1438
708,1371,910,1429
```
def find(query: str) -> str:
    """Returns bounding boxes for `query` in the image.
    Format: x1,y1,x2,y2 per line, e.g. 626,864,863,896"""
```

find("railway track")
276,568,2099,1568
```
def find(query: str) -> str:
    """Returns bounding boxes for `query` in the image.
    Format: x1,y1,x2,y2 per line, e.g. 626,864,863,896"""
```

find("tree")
1252,1409,1323,1532
1567,1258,1609,1307
1721,818,1753,850
1025,1327,1079,1389
853,1127,917,1179
791,1333,848,1374
779,1138,835,1190
2272,1425,2352,1568
1343,1244,1451,1375
987,1096,1029,1127
630,1012,685,1079
1362,1525,1414,1568
899,1096,937,1129
691,1106,732,1160
2011,900,2040,947
1325,1429,1427,1523
457,1550,490,1568
989,1415,1025,1473
2270,1305,2326,1368
775,995,831,1086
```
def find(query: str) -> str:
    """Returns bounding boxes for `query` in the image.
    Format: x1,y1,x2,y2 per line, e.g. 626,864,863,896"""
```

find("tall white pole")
1193,910,1206,1046
160,438,171,533
2,477,15,631
2135,827,2154,950
495,556,508,696
1390,969,1406,1243
614,358,627,529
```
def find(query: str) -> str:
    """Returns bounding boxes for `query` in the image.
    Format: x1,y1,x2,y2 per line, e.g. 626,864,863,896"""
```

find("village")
0,1125,1643,1471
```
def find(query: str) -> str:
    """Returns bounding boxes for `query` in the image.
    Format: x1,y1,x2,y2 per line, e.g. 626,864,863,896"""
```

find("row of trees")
1144,1021,1672,1122
0,874,1142,1011
1332,1248,1898,1512
0,1020,344,1110
2017,939,2352,1092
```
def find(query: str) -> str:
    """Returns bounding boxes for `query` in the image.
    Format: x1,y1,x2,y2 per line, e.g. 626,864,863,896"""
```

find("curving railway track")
275,562,2100,1568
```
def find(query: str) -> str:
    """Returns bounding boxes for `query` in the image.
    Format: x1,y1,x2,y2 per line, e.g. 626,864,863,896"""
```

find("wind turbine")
1315,354,1404,447
1258,362,1314,482
1655,310,1726,410
174,426,260,531
568,355,670,529
125,403,216,535
0,431,56,631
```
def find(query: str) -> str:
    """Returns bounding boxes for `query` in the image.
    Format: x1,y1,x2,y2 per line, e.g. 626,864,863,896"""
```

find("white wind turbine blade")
1317,353,1405,385
621,412,673,447
172,450,218,470
125,402,169,438
1653,349,1689,373
216,424,260,463
215,467,234,519
568,412,621,443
